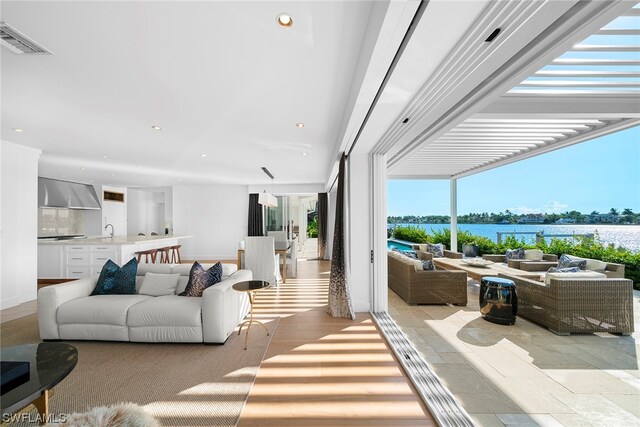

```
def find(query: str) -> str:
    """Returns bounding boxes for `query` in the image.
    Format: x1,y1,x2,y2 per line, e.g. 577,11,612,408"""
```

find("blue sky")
388,126,640,216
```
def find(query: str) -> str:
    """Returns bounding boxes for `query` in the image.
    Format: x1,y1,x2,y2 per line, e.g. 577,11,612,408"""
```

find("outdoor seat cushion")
524,249,544,261
562,255,608,271
58,295,152,326
127,295,202,327
545,271,607,285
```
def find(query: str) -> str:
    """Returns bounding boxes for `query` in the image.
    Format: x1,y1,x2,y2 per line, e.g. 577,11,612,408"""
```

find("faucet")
105,223,114,238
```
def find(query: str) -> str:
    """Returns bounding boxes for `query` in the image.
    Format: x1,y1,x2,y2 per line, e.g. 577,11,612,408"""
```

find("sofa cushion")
91,258,138,296
524,249,544,261
506,248,525,261
545,271,607,285
547,266,581,273
558,254,587,270
139,273,180,296
179,262,223,297
58,295,152,326
127,295,203,328
412,259,423,271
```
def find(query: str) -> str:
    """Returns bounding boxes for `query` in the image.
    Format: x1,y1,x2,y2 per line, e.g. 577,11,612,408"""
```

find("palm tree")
610,208,619,215
590,210,599,215
623,208,634,216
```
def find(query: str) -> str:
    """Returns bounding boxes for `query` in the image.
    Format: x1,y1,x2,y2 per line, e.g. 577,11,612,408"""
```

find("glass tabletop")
1,342,78,415
232,280,271,292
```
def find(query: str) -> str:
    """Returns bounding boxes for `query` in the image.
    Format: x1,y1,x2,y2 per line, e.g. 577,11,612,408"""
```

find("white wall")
100,185,127,237
172,185,248,260
1,141,41,309
346,154,371,312
127,188,165,235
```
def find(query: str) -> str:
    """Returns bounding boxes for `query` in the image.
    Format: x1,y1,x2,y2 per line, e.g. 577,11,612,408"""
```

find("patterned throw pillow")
426,243,444,258
557,254,587,270
402,250,418,259
179,262,223,297
421,259,435,271
547,266,581,273
91,258,138,295
505,248,525,261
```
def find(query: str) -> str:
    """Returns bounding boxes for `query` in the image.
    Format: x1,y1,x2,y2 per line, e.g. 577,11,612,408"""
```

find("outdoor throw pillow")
91,258,138,295
402,250,418,259
179,262,223,297
557,254,587,270
426,243,444,258
421,259,435,271
505,248,525,261
547,266,581,273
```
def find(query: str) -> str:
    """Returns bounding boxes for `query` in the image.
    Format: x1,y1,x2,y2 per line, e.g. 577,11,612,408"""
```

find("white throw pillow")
139,272,180,296
412,259,423,271
524,249,544,261
545,271,607,285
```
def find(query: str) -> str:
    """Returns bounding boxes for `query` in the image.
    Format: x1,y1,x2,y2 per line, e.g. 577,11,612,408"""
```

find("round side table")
232,280,271,350
479,276,518,325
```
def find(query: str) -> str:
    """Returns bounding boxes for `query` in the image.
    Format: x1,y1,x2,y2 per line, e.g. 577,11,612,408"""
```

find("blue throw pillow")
179,262,223,297
91,258,138,295
421,259,435,271
547,266,581,273
557,254,587,270
505,248,525,261
402,250,418,259
426,243,444,258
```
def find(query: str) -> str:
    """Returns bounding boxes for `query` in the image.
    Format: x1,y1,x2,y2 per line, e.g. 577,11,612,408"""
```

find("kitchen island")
38,235,192,279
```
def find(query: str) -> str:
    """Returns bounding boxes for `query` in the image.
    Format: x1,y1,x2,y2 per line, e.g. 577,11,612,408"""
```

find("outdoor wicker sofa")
498,273,634,335
388,251,468,305
483,253,625,277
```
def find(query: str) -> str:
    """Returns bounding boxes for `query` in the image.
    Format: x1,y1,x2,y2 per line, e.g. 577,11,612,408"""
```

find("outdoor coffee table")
232,280,271,350
1,342,77,424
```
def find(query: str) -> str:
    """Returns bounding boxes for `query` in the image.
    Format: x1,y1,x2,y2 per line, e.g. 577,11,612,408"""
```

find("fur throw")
49,403,159,427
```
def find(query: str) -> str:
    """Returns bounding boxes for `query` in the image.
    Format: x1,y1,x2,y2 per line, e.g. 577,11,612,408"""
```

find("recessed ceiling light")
81,167,86,171
62,175,66,178
276,13,293,28
302,152,308,156
296,122,304,128
151,125,162,130
102,155,109,159
137,166,142,169
111,174,115,177
13,128,24,132
200,154,207,157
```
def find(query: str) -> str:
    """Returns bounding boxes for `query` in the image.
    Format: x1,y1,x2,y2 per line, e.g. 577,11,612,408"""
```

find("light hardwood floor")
238,260,436,426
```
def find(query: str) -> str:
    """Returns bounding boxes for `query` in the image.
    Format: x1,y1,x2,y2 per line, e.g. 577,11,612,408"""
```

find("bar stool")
169,245,182,264
156,247,172,263
135,249,157,264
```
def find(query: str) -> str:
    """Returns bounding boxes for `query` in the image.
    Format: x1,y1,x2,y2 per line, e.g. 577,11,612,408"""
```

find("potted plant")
462,241,480,258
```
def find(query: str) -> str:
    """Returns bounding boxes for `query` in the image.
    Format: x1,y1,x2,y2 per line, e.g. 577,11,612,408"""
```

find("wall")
172,185,248,260
346,154,371,312
127,189,165,235
1,141,41,309
100,185,127,237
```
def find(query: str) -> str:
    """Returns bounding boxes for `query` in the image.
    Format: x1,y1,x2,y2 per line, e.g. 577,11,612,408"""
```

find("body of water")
389,223,640,252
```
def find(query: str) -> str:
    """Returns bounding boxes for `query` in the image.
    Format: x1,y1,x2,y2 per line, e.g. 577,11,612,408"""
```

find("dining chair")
244,236,278,286
267,230,287,242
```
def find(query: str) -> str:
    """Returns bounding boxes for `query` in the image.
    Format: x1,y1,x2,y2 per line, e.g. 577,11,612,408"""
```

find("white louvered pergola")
388,3,640,249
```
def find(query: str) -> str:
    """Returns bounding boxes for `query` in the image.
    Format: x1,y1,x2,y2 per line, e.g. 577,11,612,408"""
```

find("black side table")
479,276,518,325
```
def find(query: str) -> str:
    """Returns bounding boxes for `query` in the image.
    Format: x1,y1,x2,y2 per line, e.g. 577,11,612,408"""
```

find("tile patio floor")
388,280,640,427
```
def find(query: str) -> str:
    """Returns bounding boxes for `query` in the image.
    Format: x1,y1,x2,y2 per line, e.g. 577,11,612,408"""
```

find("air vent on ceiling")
0,22,52,55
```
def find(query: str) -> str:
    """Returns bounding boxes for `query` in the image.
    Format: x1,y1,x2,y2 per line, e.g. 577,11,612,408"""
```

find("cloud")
544,201,569,213
507,206,542,214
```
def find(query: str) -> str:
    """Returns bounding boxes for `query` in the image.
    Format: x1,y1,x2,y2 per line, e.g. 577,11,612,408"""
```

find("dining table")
237,240,293,283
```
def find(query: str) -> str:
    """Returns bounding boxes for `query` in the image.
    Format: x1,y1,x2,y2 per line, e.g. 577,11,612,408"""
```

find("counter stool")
156,247,172,263
169,245,182,264
135,249,157,264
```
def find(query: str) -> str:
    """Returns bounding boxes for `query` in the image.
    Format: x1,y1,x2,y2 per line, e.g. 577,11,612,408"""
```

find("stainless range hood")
38,177,101,210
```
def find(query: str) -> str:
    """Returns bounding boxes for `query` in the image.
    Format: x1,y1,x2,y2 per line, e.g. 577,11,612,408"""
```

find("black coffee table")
232,280,271,350
1,342,78,423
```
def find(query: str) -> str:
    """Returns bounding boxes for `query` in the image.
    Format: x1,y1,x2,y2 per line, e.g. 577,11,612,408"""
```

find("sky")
387,125,640,216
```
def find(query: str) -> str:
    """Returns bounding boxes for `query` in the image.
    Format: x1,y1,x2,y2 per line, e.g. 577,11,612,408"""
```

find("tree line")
388,208,639,225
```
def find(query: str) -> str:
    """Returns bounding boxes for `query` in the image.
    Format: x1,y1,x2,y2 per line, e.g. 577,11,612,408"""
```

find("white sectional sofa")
38,263,251,344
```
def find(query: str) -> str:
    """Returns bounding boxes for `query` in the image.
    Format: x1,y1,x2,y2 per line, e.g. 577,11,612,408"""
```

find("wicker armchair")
388,251,467,305
498,273,634,335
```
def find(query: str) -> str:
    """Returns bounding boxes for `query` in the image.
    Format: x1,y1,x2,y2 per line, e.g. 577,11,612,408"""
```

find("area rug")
1,314,278,427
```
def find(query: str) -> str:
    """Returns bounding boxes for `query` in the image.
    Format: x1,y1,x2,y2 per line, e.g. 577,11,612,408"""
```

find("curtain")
317,192,328,259
247,193,263,237
328,154,355,319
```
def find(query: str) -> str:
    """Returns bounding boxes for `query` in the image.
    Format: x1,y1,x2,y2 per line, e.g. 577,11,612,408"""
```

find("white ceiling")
1,1,382,186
